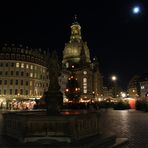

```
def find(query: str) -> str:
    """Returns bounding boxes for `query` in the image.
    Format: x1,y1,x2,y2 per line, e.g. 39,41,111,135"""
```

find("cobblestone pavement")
99,109,148,148
0,109,148,147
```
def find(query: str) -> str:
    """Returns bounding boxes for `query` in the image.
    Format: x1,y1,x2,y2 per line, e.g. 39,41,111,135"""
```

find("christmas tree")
65,73,80,103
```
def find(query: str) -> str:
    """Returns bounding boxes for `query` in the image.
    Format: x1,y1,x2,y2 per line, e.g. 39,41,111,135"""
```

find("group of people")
0,100,36,110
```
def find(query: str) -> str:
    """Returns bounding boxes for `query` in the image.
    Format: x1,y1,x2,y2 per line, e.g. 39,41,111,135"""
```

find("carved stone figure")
47,50,63,114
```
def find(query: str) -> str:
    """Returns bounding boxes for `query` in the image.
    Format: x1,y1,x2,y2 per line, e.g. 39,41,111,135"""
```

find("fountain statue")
46,50,63,114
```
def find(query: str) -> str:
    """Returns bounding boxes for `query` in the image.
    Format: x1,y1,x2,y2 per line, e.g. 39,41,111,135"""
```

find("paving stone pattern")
100,109,148,148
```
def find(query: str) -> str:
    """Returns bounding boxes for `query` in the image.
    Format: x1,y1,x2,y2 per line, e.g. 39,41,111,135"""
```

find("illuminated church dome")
60,17,103,102
62,16,91,68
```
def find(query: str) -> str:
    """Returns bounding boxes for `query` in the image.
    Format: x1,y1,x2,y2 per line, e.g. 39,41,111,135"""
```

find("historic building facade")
127,75,140,98
60,19,103,102
0,43,49,109
139,73,148,98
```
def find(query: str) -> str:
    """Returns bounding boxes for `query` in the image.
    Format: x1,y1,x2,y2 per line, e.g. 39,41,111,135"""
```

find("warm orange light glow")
111,75,117,81
61,111,80,115
66,89,69,92
128,98,136,109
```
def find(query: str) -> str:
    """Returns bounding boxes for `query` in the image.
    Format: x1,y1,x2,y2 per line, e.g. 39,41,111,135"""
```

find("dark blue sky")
0,1,147,89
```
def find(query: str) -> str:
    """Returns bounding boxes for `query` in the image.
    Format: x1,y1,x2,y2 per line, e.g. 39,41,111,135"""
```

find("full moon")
132,6,140,14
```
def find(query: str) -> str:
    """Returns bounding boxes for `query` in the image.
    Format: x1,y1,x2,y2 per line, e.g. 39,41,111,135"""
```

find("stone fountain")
2,51,128,147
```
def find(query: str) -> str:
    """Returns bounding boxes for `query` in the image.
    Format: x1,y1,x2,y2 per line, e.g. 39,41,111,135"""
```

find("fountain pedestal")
2,111,100,143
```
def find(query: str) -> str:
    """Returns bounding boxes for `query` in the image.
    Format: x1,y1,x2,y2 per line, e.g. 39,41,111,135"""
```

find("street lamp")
111,75,117,98
111,75,117,81
121,92,126,98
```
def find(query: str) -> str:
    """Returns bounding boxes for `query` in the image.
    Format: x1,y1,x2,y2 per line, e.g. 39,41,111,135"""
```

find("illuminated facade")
61,18,103,101
139,73,148,98
62,20,91,66
127,75,140,98
0,43,49,108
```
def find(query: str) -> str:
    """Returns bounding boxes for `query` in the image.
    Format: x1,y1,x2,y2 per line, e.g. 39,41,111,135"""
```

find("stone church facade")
60,18,103,102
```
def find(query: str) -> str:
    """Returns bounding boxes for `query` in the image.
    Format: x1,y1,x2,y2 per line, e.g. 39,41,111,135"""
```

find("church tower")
62,16,91,69
70,15,82,41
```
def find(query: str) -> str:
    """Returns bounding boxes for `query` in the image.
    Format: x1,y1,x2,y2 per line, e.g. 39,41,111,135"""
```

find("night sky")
0,1,147,90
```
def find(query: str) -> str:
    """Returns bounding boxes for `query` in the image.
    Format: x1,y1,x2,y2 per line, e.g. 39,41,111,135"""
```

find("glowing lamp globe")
132,6,140,14
111,76,117,81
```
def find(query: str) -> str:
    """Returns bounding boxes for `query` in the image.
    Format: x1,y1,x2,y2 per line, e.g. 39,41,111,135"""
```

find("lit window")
30,90,32,95
83,78,87,94
30,65,33,69
83,78,87,83
30,81,32,86
83,86,87,89
16,63,19,67
30,73,33,77
34,73,37,78
21,63,24,68
26,64,29,69
66,62,69,68
84,90,87,93
141,86,145,89
83,71,87,75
